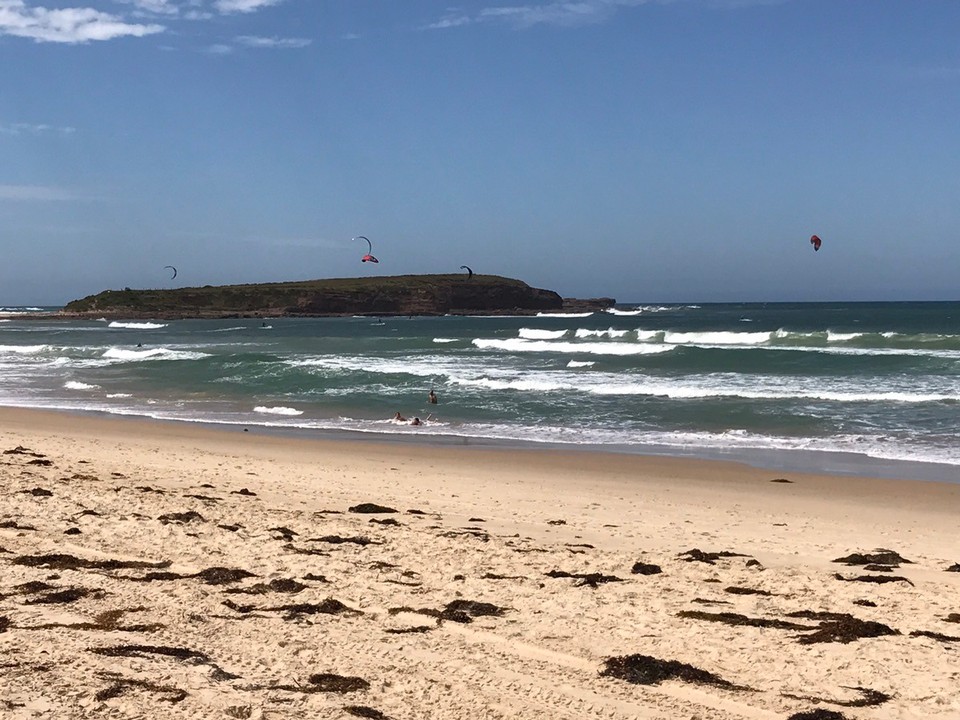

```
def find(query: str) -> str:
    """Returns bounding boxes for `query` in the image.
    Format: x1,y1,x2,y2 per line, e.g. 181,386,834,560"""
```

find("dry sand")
1,407,958,720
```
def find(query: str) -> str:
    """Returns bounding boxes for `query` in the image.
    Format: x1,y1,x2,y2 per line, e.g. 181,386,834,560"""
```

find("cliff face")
62,274,614,318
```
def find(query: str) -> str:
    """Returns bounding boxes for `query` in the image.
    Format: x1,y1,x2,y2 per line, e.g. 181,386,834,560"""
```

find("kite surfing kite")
460,265,473,279
810,235,822,252
354,236,379,264
164,265,178,279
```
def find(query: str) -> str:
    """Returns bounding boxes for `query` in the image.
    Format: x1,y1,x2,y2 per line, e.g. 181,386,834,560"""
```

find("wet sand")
1,406,958,719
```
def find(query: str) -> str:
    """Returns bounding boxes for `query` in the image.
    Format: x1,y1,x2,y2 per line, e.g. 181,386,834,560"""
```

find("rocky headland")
59,274,615,319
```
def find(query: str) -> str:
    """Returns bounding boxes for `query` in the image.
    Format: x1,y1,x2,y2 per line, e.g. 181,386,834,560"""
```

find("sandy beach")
1,407,958,720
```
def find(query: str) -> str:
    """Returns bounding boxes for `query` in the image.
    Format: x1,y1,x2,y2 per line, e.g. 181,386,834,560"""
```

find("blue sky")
2,0,958,305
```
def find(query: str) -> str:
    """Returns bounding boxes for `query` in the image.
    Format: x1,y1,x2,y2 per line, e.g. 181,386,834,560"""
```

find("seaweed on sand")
157,511,205,524
24,587,106,604
724,586,772,596
307,535,379,546
95,674,187,704
600,654,748,690
222,597,360,620
631,562,662,575
4,446,45,457
259,673,370,694
344,707,391,719
787,711,849,720
89,645,239,681
387,599,506,624
22,487,52,496
678,549,750,565
196,567,256,585
269,526,298,540
796,615,899,644
783,685,891,708
225,578,307,595
833,573,914,586
833,549,913,566
349,503,397,514
11,553,170,571
909,630,960,643
545,570,623,588
677,610,814,631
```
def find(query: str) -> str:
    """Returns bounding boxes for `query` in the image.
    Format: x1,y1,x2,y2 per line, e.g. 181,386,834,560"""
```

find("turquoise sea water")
1,302,957,480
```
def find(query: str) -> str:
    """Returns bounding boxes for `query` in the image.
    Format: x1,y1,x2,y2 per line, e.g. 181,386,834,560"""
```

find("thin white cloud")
0,122,75,135
122,0,180,15
0,0,164,43
235,34,310,48
0,184,77,201
425,0,784,30
427,0,656,30
214,0,283,14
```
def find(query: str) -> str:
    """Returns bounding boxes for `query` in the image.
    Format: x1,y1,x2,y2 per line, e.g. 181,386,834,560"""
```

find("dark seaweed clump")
158,511,205,524
545,570,623,588
678,610,813,631
787,711,849,720
946,564,960,572
344,706,390,719
724,586,772,596
12,553,170,571
25,587,105,605
95,676,187,704
678,549,749,565
600,654,745,690
910,630,960,643
223,578,306,595
631,562,662,575
833,550,912,566
308,535,377,546
388,600,506,624
796,615,899,645
258,673,369,694
307,674,370,693
944,613,960,623
197,567,257,585
833,573,914,586
784,685,891,708
89,645,239,681
349,503,397,514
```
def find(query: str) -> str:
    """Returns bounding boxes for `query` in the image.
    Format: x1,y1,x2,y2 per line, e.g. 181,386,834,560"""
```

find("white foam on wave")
473,338,673,356
605,308,644,316
566,360,595,368
108,321,168,329
432,338,459,344
106,393,133,398
64,381,99,391
574,328,628,339
518,328,567,340
254,406,303,416
664,331,772,345
535,312,593,318
102,347,211,362
0,345,49,354
826,331,863,342
210,326,246,333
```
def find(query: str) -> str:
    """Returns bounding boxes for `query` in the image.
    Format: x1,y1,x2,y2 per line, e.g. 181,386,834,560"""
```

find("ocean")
1,302,957,481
